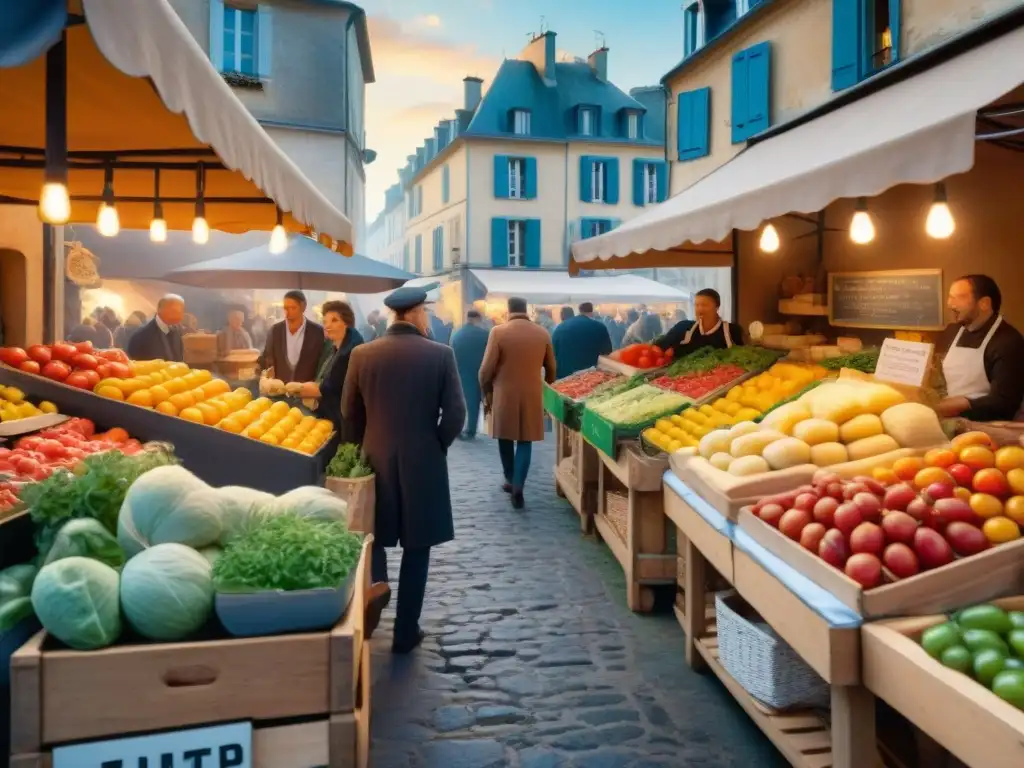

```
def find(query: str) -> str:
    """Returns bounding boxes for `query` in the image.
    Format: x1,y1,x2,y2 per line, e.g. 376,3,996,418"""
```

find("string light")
39,182,71,224
849,197,875,245
192,163,209,244
758,223,780,253
96,166,120,237
149,169,167,243
269,207,288,254
925,182,955,239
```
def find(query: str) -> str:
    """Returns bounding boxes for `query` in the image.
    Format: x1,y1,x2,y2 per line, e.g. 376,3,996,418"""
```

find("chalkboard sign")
828,270,945,331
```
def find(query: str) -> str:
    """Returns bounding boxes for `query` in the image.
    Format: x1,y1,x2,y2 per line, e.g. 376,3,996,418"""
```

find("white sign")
875,338,934,388
53,721,252,768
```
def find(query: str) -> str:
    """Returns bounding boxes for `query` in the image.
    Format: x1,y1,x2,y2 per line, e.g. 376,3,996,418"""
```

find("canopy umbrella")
161,235,414,294
0,0,354,251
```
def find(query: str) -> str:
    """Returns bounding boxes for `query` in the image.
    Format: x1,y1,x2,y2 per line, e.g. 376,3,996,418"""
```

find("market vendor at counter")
654,288,744,357
936,274,1024,421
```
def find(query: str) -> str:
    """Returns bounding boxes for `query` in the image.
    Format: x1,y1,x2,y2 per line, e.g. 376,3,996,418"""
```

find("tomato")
637,355,653,369
55,434,82,448
0,448,9,458
37,440,66,460
0,347,29,368
96,363,112,378
12,457,39,476
72,340,94,354
79,369,101,389
98,348,129,364
107,362,132,378
654,357,666,367
16,437,42,452
69,418,95,438
27,345,52,364
19,360,41,375
71,353,99,371
65,372,93,390
665,348,675,358
50,343,77,363
650,346,663,357
41,360,71,382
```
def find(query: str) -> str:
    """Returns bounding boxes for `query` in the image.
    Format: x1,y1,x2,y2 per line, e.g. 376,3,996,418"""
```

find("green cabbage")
31,557,121,650
120,543,213,641
118,466,221,557
272,487,347,524
44,519,125,570
215,486,276,546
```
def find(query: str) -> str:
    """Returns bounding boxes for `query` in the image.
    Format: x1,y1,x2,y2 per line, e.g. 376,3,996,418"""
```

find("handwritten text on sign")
829,270,944,331
875,338,934,388
52,721,252,768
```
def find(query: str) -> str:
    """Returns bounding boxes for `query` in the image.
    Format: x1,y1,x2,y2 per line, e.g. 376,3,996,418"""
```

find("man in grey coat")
342,286,467,653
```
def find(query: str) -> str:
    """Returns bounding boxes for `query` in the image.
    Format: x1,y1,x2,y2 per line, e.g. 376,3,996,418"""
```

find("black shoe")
392,628,426,654
501,482,513,494
511,491,525,509
364,583,391,639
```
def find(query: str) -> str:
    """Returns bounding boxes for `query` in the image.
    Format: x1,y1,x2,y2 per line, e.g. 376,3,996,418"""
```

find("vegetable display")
608,343,673,370
583,375,645,407
665,346,784,377
819,348,880,372
651,364,747,400
587,384,689,427
327,443,373,479
0,385,57,423
551,369,620,400
0,340,129,386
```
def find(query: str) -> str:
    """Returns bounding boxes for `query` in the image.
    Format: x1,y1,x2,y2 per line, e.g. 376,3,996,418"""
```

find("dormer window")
620,110,642,140
683,2,705,58
512,109,531,135
579,107,596,136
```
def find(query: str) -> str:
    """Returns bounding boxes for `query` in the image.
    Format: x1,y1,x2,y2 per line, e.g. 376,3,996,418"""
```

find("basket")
325,475,375,534
715,590,829,711
603,489,629,543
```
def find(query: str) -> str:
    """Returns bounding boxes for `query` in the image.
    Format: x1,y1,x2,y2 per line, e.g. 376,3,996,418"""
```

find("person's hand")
935,396,969,419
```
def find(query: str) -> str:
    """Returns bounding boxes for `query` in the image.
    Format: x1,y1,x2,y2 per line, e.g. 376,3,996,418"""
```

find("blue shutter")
605,159,619,205
209,0,225,70
677,88,710,160
655,161,669,202
745,42,771,138
491,218,507,267
524,220,541,268
416,186,423,216
889,0,901,64
579,156,592,202
442,165,450,204
632,159,645,206
493,155,509,198
524,157,537,199
580,219,594,240
731,49,749,144
433,227,443,270
831,0,860,91
609,218,622,230
257,6,272,78
414,235,422,273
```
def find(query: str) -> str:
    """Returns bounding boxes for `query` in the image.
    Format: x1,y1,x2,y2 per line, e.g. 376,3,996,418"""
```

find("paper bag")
325,475,375,534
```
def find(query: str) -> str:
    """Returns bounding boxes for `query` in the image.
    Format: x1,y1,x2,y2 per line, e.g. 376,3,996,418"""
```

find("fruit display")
586,384,689,427
607,343,673,370
651,364,747,400
919,602,1024,711
0,341,131,385
702,362,828,416
0,385,57,422
237,399,334,454
551,369,622,400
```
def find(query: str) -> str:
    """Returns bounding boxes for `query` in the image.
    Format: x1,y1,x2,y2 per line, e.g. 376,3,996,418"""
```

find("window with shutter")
223,6,258,75
579,108,594,136
508,159,524,199
591,162,605,203
683,2,704,58
832,0,901,92
507,221,525,267
731,42,771,143
677,88,710,161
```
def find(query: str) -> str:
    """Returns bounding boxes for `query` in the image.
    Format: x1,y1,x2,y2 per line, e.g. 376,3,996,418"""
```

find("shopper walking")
450,309,490,439
342,286,466,654
479,296,556,509
260,290,325,383
552,302,613,380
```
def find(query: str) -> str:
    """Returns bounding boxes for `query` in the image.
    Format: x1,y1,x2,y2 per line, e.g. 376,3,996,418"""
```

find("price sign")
874,338,934,388
53,721,252,768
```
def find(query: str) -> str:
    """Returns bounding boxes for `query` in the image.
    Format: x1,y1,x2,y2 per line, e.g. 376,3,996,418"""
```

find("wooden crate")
552,421,598,531
862,596,1024,768
593,443,674,612
10,540,372,763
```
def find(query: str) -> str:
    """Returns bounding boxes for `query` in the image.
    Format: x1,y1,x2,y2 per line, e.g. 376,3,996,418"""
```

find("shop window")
731,42,771,143
832,0,901,91
677,87,711,160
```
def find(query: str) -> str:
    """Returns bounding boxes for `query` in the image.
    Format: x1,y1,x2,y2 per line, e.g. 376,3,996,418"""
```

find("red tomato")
79,369,101,389
37,440,66,460
107,362,132,378
27,345,52,364
73,340,94,354
50,343,77,363
654,357,666,367
637,355,653,369
19,360,41,375
620,345,641,366
98,349,129,364
650,346,663,357
0,448,9,458
96,363,112,378
71,353,99,371
0,347,29,368
65,372,93,390
665,348,675,358
41,360,70,381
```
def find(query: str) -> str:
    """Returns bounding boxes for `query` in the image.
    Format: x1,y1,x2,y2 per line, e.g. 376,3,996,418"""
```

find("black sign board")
828,270,945,331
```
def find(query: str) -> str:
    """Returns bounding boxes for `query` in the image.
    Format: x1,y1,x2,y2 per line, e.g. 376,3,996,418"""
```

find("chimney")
521,30,557,85
588,47,608,83
463,76,483,112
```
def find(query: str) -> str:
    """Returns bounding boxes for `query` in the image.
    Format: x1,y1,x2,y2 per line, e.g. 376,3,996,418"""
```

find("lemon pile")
236,399,334,454
0,386,57,422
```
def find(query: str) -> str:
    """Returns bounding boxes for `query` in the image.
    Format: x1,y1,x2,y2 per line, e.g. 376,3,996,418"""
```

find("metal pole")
42,30,68,344
730,228,740,325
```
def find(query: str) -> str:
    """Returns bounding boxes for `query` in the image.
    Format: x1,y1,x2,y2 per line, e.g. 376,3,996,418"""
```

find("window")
579,156,619,204
677,87,710,160
507,220,525,267
643,164,658,205
223,5,257,75
579,108,594,136
494,155,536,199
633,159,667,206
441,165,450,205
627,113,640,140
683,2,704,58
414,235,423,273
704,0,737,40
432,226,444,271
731,42,772,144
593,220,611,237
832,0,900,91
866,0,894,72
513,109,531,135
508,159,524,199
449,217,462,256
591,161,605,203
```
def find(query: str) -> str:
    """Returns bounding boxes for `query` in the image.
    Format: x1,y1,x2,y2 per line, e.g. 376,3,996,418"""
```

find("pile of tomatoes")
0,342,132,390
0,418,139,486
651,364,747,400
609,343,674,370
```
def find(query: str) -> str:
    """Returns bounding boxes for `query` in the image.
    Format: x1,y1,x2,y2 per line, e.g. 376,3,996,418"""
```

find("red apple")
813,496,840,528
933,497,982,528
794,492,819,513
834,502,863,536
853,492,883,524
974,468,1011,500
758,503,785,528
948,463,975,488
800,522,828,553
944,521,990,557
883,483,917,513
880,510,918,544
913,527,955,570
819,529,850,569
883,543,920,579
779,508,813,541
850,521,885,556
845,553,883,588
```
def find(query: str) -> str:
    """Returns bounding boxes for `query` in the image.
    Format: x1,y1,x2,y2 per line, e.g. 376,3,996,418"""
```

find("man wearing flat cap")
342,285,466,654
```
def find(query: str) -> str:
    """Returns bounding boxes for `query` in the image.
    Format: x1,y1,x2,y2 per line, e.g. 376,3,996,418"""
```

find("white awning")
572,24,1024,265
469,269,690,305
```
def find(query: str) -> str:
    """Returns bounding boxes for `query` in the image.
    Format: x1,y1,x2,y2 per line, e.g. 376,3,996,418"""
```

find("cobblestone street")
369,435,785,768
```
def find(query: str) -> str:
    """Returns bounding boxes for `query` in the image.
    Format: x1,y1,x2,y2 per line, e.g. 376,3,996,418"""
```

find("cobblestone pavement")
369,435,785,768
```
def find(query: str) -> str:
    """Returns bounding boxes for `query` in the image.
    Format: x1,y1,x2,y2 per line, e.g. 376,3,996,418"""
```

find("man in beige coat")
479,297,556,509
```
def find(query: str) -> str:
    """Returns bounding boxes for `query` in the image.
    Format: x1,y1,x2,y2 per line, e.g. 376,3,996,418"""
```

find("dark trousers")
498,439,533,490
371,543,431,642
462,383,481,437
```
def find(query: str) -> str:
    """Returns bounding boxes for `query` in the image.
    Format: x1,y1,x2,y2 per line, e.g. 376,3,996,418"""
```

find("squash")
810,442,849,467
730,430,786,459
760,402,811,435
846,434,900,462
880,402,948,448
762,437,813,470
839,414,884,444
791,418,840,446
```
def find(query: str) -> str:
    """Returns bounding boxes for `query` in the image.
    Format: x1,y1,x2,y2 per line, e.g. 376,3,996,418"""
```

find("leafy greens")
326,443,373,479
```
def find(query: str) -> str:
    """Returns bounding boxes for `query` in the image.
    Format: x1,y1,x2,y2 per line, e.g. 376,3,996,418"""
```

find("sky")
363,0,685,224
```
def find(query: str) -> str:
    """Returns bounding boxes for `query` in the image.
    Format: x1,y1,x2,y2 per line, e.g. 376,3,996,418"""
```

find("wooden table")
551,417,598,532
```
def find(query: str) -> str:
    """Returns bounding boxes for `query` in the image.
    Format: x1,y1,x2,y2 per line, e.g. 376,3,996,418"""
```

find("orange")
194,368,213,384
246,423,267,439
180,407,204,424
181,373,201,389
202,379,231,398
959,445,996,471
913,466,953,490
126,389,154,408
297,439,317,455
117,378,147,395
233,409,255,427
155,401,179,417
924,448,957,469
969,492,1003,519
268,426,288,441
97,385,124,401
163,378,185,395
1008,468,1024,497
168,392,195,411
219,417,244,434
952,430,997,453
872,467,899,486
148,385,171,405
1004,496,1024,526
260,432,279,445
196,403,221,426
190,387,207,403
892,457,925,482
996,446,1024,474
232,387,253,403
281,437,299,449
983,516,1021,545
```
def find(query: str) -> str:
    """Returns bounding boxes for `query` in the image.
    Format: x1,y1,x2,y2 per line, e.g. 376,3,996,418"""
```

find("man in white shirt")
259,290,325,383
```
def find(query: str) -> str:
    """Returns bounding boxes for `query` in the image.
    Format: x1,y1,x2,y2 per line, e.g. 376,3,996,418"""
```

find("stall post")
42,30,68,344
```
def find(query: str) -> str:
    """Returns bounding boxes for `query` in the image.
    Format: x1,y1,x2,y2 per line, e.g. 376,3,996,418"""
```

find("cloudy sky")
364,0,684,223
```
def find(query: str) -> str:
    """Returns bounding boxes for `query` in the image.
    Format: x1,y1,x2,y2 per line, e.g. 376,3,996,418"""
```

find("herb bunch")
326,443,373,479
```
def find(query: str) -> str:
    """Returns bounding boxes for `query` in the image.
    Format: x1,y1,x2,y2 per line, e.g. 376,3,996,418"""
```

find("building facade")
368,32,667,275
170,0,375,247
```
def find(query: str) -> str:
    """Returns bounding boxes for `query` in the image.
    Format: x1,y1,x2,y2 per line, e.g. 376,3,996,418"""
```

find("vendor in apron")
936,275,1024,421
654,288,744,358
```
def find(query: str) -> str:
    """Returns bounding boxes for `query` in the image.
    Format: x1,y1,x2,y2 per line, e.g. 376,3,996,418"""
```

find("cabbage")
272,486,348,524
120,543,213,641
44,519,125,569
215,486,276,545
31,557,121,650
0,563,38,597
198,546,222,565
118,466,221,557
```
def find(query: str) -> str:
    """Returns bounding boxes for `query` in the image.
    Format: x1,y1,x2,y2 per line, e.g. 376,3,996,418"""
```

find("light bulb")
849,211,875,245
926,201,955,239
759,223,779,253
39,182,71,224
192,216,210,244
97,203,120,237
269,224,289,254
149,217,168,243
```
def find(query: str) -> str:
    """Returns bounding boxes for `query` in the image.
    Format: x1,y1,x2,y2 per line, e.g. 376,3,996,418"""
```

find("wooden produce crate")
10,540,373,767
592,443,674,612
552,421,598,532
596,356,666,378
738,508,1024,620
862,596,1024,768
581,403,690,458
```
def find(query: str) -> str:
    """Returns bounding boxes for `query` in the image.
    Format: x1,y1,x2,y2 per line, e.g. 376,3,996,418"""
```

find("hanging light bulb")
39,182,71,224
149,169,167,243
759,223,780,253
925,182,955,239
192,163,209,244
849,197,875,245
96,166,119,237
269,207,288,254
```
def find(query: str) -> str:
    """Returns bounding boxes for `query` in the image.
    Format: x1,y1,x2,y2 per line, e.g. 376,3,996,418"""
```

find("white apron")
942,315,1024,420
680,318,734,348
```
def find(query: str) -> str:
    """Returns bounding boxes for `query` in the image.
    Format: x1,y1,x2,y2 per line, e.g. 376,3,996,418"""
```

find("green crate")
543,382,567,422
581,404,686,457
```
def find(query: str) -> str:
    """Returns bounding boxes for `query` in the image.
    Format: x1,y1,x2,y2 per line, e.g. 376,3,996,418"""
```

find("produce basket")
326,474,376,535
582,407,684,458
542,381,567,422
715,590,829,711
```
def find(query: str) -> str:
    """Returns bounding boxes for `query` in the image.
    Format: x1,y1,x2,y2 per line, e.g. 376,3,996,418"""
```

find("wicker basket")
603,490,629,543
715,590,829,711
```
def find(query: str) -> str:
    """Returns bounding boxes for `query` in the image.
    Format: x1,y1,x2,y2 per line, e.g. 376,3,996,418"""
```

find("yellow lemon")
246,423,267,439
97,385,124,401
233,410,255,427
297,440,317,455
190,387,207,404
260,432,280,445
269,400,290,417
268,426,288,441
118,378,147,395
39,400,58,414
281,437,299,449
127,389,154,408
196,402,221,426
149,385,171,405
193,368,213,384
315,419,333,432
219,417,244,434
180,407,204,424
156,401,179,417
232,387,253,404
